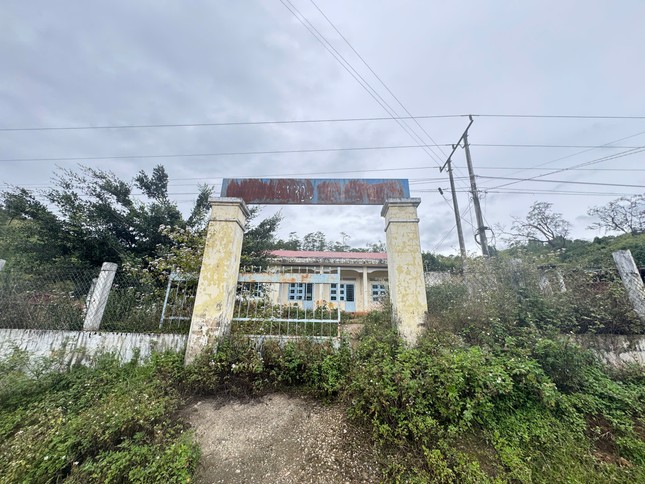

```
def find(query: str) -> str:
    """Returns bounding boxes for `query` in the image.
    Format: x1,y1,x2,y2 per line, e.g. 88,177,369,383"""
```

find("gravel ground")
183,393,383,483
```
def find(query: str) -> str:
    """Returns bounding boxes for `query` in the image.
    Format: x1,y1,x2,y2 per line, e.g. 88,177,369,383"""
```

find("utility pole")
462,123,490,257
446,156,467,259
441,119,474,259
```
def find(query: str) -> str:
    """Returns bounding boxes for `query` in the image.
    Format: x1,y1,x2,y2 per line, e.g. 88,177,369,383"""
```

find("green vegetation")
2,306,644,482
0,350,199,483
2,192,644,482
427,255,642,335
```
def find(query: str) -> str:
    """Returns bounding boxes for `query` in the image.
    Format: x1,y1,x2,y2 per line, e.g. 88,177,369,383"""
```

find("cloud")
2,0,645,254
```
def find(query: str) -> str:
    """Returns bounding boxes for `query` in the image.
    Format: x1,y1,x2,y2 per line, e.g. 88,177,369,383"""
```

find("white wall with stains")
0,329,187,367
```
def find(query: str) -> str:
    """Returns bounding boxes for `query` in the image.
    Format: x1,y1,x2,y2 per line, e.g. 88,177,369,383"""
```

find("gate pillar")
185,198,250,364
381,198,428,345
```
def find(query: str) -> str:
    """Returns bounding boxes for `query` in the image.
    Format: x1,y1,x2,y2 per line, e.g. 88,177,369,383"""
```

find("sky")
2,0,645,255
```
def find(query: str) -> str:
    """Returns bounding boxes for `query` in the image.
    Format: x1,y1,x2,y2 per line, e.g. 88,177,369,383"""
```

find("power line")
481,129,645,183
0,115,465,132
3,114,645,132
475,191,639,197
477,114,645,120
476,166,645,172
431,199,475,252
471,144,643,149
6,140,645,163
482,145,645,191
308,0,447,160
8,164,643,190
0,144,453,163
280,0,479,198
279,0,444,167
445,188,639,197
477,175,645,189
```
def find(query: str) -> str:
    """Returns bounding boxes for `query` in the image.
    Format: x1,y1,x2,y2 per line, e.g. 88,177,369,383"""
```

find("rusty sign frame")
221,178,410,205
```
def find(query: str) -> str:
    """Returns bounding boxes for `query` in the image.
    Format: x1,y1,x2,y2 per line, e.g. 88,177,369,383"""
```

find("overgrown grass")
2,305,644,482
342,313,645,482
0,350,199,483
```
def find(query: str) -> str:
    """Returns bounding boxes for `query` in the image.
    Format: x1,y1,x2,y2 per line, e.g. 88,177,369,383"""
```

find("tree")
130,207,284,282
240,209,283,268
422,252,463,272
327,232,351,252
587,193,645,235
0,165,211,269
273,232,302,251
301,231,328,251
506,201,572,250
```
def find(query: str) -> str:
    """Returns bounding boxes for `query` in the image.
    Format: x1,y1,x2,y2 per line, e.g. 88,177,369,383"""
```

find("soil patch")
182,393,383,483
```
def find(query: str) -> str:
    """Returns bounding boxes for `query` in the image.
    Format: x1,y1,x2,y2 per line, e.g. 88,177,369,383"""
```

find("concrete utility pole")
462,124,490,257
441,117,474,259
446,157,467,258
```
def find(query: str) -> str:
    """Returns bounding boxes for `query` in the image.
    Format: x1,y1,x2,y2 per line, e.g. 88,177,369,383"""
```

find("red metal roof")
269,250,387,260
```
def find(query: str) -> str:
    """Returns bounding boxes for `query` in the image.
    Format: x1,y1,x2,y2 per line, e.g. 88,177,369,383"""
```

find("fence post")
612,250,645,322
0,259,6,272
83,262,118,331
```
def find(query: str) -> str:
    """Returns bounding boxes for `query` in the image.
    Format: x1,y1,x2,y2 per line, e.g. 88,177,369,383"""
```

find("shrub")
0,352,199,483
183,335,352,398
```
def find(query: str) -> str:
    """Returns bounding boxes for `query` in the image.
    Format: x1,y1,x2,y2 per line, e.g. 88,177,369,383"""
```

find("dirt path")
183,393,383,483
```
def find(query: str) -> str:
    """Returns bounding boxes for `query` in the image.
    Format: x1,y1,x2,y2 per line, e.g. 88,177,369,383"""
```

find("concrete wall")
1,329,641,371
574,334,645,367
0,329,187,367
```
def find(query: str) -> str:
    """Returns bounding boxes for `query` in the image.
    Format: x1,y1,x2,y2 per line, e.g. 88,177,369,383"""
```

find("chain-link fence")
0,265,196,334
0,267,97,330
100,271,196,333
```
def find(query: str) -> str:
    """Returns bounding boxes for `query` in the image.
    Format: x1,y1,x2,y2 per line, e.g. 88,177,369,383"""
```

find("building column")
185,198,250,364
362,266,369,311
381,198,428,345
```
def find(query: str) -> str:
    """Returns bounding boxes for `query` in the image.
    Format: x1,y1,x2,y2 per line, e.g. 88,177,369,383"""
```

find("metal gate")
159,272,197,331
232,266,341,342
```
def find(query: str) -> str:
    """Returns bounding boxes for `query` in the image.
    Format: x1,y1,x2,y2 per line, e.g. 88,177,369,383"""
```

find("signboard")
220,178,410,205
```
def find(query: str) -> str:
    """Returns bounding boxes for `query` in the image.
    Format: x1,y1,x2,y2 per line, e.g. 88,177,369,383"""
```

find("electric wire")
483,145,645,191
477,175,645,189
480,129,645,184
5,141,645,163
308,0,448,160
279,0,445,168
3,114,645,132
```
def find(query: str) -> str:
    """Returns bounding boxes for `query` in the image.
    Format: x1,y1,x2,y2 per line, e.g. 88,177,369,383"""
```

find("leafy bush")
344,314,645,482
427,255,643,340
2,302,643,482
0,351,199,483
183,335,352,398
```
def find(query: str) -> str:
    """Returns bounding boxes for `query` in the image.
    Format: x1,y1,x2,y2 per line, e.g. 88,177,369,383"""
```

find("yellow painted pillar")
185,198,250,364
381,198,428,345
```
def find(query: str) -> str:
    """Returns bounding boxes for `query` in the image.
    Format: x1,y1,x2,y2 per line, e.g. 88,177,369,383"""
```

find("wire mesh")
99,271,195,334
0,267,97,330
0,266,196,334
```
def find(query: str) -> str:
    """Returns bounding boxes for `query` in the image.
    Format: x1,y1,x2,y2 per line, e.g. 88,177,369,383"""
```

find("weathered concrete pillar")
381,198,428,345
612,250,645,322
83,262,118,331
185,198,250,365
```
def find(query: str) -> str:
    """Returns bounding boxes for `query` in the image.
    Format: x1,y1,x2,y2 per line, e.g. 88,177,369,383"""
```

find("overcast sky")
2,1,644,255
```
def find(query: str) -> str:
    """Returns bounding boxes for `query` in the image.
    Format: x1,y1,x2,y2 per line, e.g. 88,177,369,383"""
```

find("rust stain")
222,178,409,205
